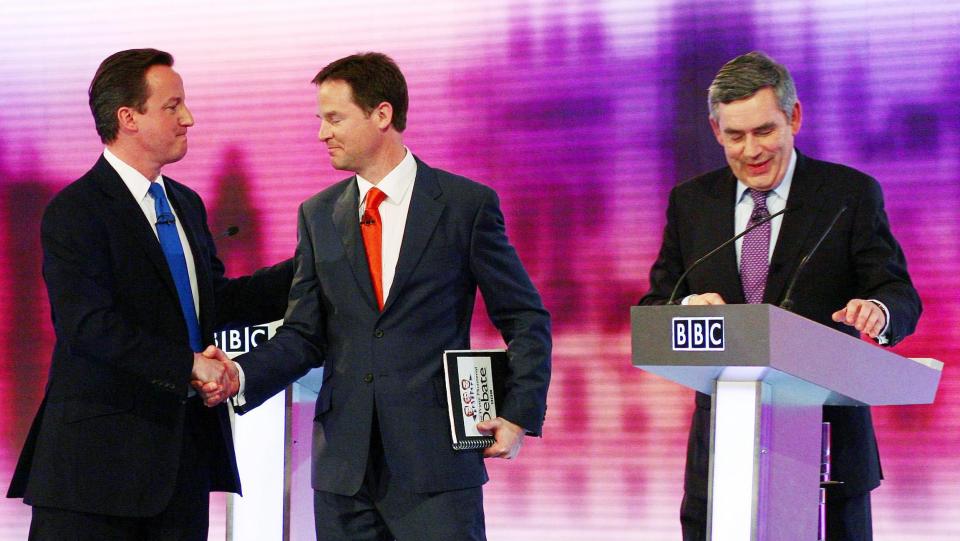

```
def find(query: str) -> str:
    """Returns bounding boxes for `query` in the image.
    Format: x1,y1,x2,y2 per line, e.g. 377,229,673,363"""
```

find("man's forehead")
317,86,364,115
316,102,346,116
717,88,780,113
146,64,178,82
715,102,785,130
721,120,777,133
317,79,354,98
145,66,183,96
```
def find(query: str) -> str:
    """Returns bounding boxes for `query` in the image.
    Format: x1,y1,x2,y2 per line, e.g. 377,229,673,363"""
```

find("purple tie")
740,189,771,304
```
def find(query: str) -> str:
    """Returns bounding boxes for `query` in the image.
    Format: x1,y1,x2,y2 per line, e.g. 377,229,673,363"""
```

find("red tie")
361,187,388,310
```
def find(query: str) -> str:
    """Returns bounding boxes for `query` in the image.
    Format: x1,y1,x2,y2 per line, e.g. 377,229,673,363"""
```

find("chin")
329,159,351,171
168,150,188,164
748,180,775,191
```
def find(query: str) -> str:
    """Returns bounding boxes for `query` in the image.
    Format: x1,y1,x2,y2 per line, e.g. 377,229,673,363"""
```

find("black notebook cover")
442,349,508,451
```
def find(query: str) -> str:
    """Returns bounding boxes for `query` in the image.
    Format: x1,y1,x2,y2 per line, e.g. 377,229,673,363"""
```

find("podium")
216,320,324,540
631,304,942,541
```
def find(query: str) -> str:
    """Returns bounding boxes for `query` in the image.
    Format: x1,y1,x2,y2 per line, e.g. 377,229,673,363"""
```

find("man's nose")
180,105,195,127
743,134,762,158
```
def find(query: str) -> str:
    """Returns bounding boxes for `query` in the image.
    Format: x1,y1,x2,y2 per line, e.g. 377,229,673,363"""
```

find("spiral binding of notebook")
452,436,496,451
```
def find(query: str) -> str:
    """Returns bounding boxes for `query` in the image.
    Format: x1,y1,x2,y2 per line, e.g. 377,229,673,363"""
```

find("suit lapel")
705,172,746,304
765,151,827,304
332,179,379,311
91,156,181,305
383,159,444,312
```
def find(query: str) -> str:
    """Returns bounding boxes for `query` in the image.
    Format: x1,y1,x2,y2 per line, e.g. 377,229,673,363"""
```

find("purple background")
1,1,958,539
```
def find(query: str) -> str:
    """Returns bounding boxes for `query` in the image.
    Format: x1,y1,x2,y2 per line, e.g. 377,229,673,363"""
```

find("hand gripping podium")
631,304,942,541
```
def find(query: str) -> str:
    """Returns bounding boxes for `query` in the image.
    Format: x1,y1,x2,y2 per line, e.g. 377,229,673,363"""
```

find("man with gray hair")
639,52,921,540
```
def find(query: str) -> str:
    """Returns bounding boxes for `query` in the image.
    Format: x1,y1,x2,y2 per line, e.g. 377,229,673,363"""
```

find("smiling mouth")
746,158,771,173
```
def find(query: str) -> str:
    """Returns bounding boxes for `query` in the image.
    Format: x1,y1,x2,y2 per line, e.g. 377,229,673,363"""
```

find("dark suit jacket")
235,157,551,496
639,151,921,497
7,155,293,516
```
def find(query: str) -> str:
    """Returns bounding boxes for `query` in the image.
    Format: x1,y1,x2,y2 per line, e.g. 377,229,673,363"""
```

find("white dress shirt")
733,149,796,267
235,149,417,405
356,148,417,303
103,147,200,318
684,149,889,342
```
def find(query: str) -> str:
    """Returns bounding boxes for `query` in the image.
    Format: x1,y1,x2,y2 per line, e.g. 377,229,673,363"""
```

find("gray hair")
708,52,797,121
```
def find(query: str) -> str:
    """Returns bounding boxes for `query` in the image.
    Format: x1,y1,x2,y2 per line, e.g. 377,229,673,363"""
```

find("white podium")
217,321,323,541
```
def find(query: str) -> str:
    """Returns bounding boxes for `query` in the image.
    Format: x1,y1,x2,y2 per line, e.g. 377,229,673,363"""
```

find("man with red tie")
206,52,552,540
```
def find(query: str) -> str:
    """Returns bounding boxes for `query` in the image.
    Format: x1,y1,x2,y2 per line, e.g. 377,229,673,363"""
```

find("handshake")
191,346,239,407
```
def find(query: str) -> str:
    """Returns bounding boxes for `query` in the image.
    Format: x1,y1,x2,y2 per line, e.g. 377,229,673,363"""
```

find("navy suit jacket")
235,157,552,496
639,151,921,497
7,156,293,516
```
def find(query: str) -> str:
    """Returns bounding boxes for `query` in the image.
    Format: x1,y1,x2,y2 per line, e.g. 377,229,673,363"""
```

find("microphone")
779,201,849,312
215,225,240,240
667,203,799,305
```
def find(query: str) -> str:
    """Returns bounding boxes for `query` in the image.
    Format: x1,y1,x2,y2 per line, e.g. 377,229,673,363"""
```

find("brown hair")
312,52,408,132
89,48,174,143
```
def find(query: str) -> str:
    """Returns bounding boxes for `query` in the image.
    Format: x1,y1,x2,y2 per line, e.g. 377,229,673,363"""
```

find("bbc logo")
672,317,725,351
214,324,271,355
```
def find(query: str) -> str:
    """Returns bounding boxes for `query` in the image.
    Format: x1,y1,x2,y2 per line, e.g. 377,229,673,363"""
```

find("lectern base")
706,379,820,541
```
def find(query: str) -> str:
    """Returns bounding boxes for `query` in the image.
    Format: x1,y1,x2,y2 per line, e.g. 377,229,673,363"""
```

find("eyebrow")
724,122,776,135
164,97,182,107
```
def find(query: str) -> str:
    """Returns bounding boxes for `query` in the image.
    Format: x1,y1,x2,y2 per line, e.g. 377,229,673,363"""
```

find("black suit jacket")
7,155,293,516
234,157,552,496
639,151,921,497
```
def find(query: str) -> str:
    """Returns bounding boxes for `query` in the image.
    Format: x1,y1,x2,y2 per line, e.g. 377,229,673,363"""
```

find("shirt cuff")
868,299,891,345
231,361,248,407
681,294,696,305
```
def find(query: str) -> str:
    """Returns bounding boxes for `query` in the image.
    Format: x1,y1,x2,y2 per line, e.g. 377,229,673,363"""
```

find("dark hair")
311,52,408,132
708,51,798,122
89,48,174,143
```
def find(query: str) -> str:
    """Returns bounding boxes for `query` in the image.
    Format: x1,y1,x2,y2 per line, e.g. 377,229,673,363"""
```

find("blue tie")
148,182,202,352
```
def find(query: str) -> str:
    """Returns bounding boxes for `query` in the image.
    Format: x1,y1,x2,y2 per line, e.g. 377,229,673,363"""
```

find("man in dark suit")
639,52,921,541
200,52,551,540
6,48,293,540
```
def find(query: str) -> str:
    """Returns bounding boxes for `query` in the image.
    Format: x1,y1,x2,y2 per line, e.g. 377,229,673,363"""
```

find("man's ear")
790,100,803,135
374,101,394,131
709,116,723,145
116,106,138,134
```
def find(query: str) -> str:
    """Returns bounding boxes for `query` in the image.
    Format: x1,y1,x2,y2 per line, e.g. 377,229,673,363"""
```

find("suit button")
374,329,384,338
363,373,374,383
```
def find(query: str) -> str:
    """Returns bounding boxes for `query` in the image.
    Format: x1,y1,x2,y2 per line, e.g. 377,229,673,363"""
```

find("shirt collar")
103,147,164,203
735,148,797,204
357,148,417,208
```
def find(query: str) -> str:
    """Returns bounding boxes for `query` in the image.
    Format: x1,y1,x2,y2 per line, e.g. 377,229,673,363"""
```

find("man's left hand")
476,417,525,460
832,298,886,339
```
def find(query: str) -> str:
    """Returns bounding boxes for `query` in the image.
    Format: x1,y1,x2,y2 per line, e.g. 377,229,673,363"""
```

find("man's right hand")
686,293,726,305
191,346,239,407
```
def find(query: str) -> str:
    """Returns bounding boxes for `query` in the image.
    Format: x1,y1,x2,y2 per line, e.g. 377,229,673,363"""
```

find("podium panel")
215,321,323,541
631,304,942,541
216,321,287,541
